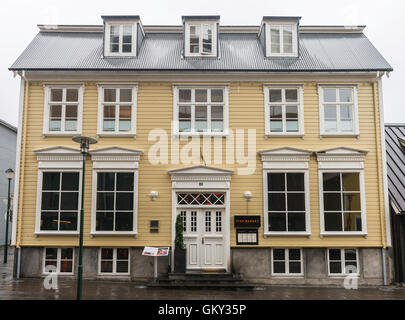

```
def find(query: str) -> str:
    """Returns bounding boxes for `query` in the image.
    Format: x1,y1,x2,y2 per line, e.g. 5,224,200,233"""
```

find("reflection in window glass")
102,88,134,133
268,88,300,133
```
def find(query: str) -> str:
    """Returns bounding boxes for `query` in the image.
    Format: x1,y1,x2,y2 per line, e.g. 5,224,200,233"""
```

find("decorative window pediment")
34,146,82,169
316,147,368,170
259,147,312,170
90,146,143,169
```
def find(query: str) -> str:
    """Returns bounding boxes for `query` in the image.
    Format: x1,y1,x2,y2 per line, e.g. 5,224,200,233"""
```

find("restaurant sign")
234,216,261,228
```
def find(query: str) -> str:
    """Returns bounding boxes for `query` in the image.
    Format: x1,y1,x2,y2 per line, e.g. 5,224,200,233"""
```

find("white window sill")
264,232,311,237
43,132,82,137
320,232,367,237
35,231,79,236
174,132,229,138
97,133,136,138
265,133,304,138
320,133,360,138
90,232,138,237
328,274,360,278
270,274,304,278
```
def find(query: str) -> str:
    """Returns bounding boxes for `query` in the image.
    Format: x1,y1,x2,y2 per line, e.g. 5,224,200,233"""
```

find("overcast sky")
0,0,403,127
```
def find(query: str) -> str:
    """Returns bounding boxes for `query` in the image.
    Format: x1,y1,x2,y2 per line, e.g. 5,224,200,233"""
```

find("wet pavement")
1,262,405,300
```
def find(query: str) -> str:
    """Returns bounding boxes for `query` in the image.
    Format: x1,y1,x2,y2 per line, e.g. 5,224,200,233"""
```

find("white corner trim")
11,78,25,246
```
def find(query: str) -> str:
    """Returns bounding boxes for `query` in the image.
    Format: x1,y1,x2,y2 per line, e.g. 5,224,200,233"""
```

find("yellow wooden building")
9,15,393,285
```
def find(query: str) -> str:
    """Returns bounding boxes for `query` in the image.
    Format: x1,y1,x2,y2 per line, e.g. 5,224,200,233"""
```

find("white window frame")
260,147,312,237
271,248,304,277
43,247,75,275
104,21,138,57
98,247,131,275
264,85,304,136
172,85,229,137
319,170,367,236
35,169,82,235
318,85,359,137
265,22,298,57
97,84,138,137
327,248,360,276
184,21,217,57
42,84,84,136
91,170,138,235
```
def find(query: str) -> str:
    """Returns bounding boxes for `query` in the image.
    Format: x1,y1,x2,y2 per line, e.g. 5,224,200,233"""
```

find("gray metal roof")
385,124,405,214
9,30,393,72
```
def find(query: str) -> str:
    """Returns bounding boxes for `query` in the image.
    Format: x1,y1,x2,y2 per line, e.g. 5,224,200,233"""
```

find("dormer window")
260,17,300,58
102,16,144,57
183,16,219,57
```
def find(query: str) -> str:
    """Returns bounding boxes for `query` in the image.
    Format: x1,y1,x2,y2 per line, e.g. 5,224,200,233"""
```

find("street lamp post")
72,136,97,300
4,168,14,264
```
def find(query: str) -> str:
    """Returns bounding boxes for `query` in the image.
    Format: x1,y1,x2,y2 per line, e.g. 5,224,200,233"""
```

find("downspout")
16,71,29,278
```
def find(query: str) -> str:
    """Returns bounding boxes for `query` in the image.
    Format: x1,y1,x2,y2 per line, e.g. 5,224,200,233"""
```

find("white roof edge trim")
37,24,366,34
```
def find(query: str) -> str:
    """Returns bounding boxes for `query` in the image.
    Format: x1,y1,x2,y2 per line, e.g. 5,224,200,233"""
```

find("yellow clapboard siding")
16,81,386,248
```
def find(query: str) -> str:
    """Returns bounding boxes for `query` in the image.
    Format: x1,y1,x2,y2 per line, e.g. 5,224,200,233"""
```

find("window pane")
110,25,120,53
190,26,200,53
195,89,207,102
59,212,77,231
343,193,361,211
273,249,285,260
195,105,207,119
211,89,223,102
96,212,114,231
342,173,360,191
116,261,129,273
101,261,113,273
116,173,134,191
60,248,73,260
270,121,282,132
61,192,78,210
211,120,223,132
289,249,301,260
330,262,342,274
286,121,298,132
104,89,116,102
323,173,341,191
286,105,298,118
283,25,293,54
98,172,115,191
117,248,129,260
324,193,342,211
66,89,78,102
344,249,357,261
65,106,78,131
339,88,353,103
211,106,223,119
289,262,301,273
270,106,282,118
287,193,305,211
341,120,353,132
102,248,113,259
271,27,280,53
179,105,191,119
97,193,114,210
269,89,282,103
344,212,362,231
268,213,286,231
122,25,132,52
202,25,212,53
195,120,207,132
60,260,73,273
119,106,131,131
116,193,133,210
287,173,304,191
41,212,58,230
325,212,343,231
324,105,337,119
268,173,285,191
103,105,115,131
43,172,60,191
179,121,191,132
49,120,61,131
46,248,58,260
288,212,306,231
51,89,63,102
179,89,191,103
323,88,337,102
268,193,286,211
41,192,59,210
62,172,79,191
120,89,132,102
340,105,353,119
273,262,285,273
115,212,133,231
325,120,337,132
329,249,341,260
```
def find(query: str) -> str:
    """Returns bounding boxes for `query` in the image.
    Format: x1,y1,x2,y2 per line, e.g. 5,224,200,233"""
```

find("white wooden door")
179,209,225,270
